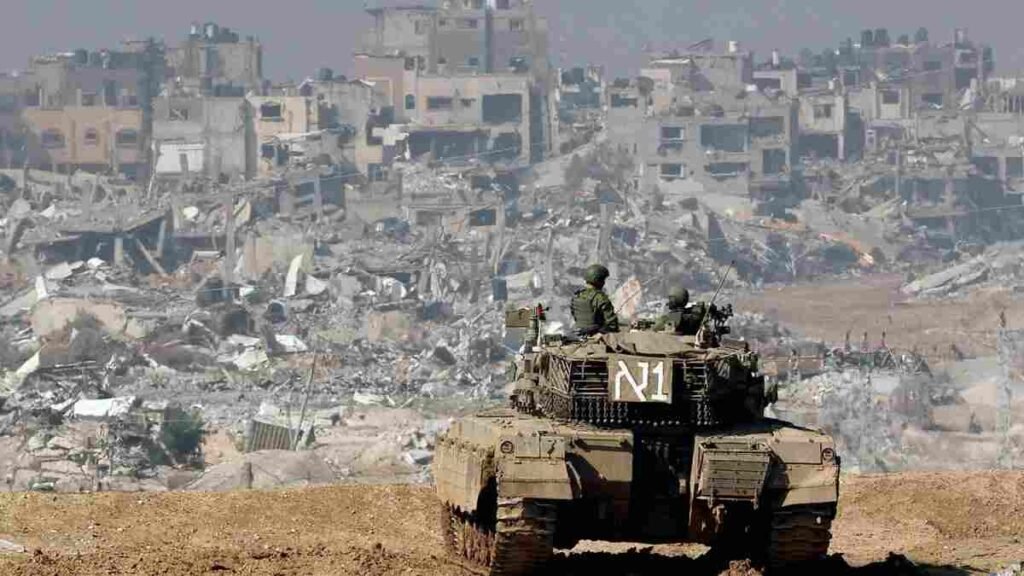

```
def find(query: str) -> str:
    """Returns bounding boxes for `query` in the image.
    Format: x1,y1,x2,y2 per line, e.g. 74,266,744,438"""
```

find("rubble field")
0,471,1020,576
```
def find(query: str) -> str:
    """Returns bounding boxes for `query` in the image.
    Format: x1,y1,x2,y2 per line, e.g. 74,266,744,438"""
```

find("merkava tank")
434,303,839,575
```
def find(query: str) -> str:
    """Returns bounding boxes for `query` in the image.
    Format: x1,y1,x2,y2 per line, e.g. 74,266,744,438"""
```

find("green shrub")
160,406,206,463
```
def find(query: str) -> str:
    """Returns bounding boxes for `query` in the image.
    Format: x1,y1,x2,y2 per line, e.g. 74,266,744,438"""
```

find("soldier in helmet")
571,264,619,337
655,286,704,335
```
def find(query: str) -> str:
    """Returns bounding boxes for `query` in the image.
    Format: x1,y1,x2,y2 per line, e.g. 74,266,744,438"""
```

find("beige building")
21,106,143,174
247,95,316,175
797,92,850,160
355,1,556,163
406,74,533,164
609,47,799,198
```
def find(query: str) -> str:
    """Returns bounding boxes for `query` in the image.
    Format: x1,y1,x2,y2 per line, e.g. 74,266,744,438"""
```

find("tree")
914,27,929,44
160,406,206,465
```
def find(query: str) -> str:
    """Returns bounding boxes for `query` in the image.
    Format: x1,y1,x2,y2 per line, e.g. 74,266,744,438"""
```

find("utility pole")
292,350,317,450
223,184,237,298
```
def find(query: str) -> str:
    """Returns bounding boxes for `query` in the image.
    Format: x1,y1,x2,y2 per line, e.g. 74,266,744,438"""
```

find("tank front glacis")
434,306,840,576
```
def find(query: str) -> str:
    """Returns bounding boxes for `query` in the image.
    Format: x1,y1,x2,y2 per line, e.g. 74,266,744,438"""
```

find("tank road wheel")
765,505,835,570
440,498,556,576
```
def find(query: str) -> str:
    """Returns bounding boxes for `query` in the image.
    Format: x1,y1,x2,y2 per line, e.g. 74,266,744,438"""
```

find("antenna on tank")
696,260,735,347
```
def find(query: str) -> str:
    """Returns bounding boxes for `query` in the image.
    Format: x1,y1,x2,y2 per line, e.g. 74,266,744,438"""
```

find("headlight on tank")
821,447,835,463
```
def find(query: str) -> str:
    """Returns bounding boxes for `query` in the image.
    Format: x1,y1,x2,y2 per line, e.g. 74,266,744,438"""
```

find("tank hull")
434,409,839,572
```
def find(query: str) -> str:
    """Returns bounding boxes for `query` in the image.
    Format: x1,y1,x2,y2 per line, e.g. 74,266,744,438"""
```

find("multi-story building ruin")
0,43,164,178
165,22,263,97
608,45,799,201
354,0,555,165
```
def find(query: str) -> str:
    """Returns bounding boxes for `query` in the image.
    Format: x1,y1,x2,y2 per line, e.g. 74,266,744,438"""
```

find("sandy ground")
734,274,1024,358
0,471,1021,575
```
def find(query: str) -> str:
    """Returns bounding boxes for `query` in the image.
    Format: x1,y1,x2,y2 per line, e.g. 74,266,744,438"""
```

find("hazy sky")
2,1,1024,80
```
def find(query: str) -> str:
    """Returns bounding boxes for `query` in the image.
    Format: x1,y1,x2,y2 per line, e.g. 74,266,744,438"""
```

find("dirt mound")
839,472,1024,540
185,450,336,491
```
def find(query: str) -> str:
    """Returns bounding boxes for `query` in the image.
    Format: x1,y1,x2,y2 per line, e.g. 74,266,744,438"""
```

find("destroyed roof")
57,208,167,236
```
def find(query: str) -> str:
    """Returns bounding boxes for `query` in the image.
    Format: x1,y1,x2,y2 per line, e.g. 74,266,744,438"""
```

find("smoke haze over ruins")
2,0,1024,78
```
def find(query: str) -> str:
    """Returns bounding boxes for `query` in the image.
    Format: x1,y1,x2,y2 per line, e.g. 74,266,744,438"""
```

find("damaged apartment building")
788,26,1024,243
353,0,556,166
152,23,391,182
607,42,799,208
0,41,163,179
165,22,263,97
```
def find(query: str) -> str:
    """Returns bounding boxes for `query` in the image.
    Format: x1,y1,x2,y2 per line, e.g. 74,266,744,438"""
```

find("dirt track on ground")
734,274,1024,358
0,471,1022,575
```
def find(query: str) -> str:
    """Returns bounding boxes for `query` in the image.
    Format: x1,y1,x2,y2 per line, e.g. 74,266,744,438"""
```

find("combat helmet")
668,286,690,309
583,264,610,287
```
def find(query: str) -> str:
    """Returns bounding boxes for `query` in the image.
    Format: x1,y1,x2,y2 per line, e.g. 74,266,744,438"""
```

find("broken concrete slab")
34,277,49,300
402,449,433,466
901,257,989,297
274,334,308,353
305,274,329,296
284,254,304,298
353,392,385,406
72,396,137,420
44,261,80,281
0,289,38,318
504,269,540,292
30,298,128,338
232,348,269,371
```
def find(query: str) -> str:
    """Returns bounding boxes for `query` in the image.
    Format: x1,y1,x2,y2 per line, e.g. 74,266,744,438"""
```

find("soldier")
655,286,705,335
571,264,619,337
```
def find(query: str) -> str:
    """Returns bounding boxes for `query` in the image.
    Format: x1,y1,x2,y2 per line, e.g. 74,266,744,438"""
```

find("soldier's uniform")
654,286,705,335
655,305,705,335
571,264,619,337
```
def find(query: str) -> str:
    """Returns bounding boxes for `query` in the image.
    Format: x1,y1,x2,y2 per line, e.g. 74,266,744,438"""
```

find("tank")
434,304,840,574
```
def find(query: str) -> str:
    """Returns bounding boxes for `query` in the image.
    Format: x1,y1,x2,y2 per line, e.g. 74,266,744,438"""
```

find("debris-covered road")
0,471,1021,575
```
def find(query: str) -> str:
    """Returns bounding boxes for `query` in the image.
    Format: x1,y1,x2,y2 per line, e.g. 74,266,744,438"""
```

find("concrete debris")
34,277,48,301
185,450,335,491
31,299,128,338
305,274,329,296
402,449,433,466
44,262,79,281
993,563,1024,576
231,348,270,371
72,396,137,420
284,254,304,298
0,14,1022,505
902,257,989,297
274,334,309,353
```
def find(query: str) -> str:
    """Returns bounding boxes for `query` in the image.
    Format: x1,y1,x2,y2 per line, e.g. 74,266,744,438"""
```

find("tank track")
766,505,835,569
440,498,556,576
